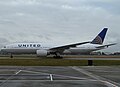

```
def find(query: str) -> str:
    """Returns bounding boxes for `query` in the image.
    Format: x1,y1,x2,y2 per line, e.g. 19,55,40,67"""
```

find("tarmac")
0,66,120,87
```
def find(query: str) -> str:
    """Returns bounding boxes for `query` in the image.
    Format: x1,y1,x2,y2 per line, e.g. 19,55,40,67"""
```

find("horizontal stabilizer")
96,43,117,49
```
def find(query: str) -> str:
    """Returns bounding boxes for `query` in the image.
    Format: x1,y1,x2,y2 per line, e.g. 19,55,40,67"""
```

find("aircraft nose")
1,47,5,52
0,48,3,52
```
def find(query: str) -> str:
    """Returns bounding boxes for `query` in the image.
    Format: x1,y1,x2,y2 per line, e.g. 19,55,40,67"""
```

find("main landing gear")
53,56,63,59
53,53,63,59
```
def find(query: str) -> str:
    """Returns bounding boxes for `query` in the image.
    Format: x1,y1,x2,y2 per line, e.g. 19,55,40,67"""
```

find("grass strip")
0,59,120,66
0,59,87,66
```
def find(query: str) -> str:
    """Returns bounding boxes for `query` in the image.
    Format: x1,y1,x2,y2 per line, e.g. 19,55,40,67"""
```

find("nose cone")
1,47,6,52
1,48,4,52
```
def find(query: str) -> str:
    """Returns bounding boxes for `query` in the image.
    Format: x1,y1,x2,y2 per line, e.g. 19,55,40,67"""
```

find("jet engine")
36,50,48,57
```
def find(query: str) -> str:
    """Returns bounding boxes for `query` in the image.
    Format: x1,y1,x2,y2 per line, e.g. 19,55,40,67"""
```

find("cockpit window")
4,46,6,48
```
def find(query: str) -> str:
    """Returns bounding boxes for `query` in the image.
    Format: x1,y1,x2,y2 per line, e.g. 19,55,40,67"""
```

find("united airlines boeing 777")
1,28,116,58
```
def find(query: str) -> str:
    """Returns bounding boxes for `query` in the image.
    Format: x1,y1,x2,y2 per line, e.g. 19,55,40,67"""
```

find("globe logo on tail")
92,36,103,44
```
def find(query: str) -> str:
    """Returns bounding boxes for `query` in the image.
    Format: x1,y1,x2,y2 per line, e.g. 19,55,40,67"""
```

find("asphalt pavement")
0,66,119,87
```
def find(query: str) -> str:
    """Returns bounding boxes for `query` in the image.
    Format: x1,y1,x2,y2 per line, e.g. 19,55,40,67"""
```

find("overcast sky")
0,0,120,52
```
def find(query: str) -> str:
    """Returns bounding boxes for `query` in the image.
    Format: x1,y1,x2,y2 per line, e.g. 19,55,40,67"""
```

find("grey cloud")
83,0,120,15
0,0,119,52
0,37,10,48
0,37,9,43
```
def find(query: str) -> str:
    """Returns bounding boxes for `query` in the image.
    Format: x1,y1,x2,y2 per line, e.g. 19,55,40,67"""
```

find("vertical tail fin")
91,28,108,45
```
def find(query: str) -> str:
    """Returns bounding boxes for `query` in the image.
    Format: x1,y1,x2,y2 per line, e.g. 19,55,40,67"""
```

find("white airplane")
1,28,116,58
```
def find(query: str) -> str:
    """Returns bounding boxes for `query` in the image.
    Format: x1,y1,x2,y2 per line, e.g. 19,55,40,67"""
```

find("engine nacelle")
36,50,48,57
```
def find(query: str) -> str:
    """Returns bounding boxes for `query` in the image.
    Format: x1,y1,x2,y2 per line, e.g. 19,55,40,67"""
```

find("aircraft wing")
96,43,117,49
49,41,90,52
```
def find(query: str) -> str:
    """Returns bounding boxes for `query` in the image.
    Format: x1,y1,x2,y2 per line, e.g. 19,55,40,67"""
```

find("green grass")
0,59,87,66
93,60,120,66
0,55,120,66
0,59,120,66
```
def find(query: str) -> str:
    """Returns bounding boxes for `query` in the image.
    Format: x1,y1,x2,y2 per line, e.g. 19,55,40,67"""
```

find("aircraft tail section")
91,28,108,45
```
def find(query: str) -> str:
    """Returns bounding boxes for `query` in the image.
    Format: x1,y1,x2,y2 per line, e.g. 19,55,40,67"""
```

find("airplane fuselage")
1,28,115,57
1,43,102,55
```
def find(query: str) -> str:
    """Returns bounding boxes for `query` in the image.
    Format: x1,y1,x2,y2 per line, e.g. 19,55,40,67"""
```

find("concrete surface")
0,66,119,87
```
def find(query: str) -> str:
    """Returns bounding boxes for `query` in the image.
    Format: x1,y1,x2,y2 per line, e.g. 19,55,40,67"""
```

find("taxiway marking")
71,66,119,87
